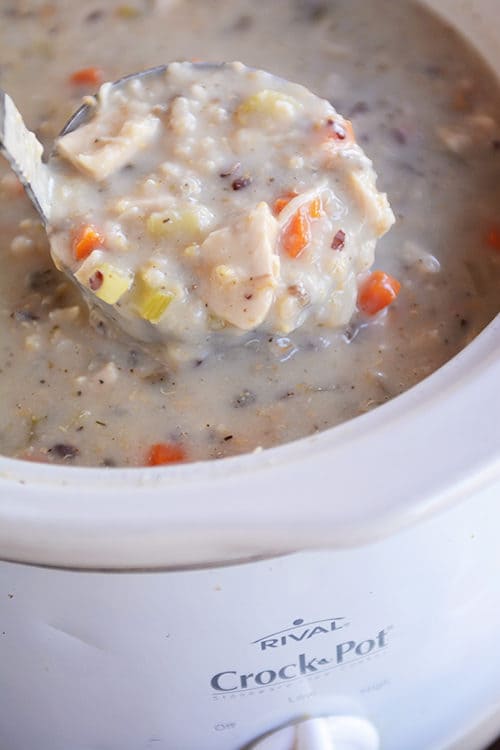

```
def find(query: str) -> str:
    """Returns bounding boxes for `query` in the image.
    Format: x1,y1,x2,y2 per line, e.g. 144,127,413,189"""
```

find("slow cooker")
1,1,499,748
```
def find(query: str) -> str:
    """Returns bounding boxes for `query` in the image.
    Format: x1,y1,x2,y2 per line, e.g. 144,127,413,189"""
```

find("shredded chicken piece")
57,114,161,181
197,202,280,329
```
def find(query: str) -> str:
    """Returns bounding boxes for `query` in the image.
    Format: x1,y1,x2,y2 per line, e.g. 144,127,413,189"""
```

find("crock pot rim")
0,0,499,569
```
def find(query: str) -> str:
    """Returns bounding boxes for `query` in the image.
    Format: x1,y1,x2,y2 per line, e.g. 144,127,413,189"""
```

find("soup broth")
0,0,499,466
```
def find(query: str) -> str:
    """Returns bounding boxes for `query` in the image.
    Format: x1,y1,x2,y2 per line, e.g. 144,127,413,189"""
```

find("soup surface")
0,0,499,466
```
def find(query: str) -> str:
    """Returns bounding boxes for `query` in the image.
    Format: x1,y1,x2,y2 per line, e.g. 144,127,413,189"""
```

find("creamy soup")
48,62,394,365
0,0,499,467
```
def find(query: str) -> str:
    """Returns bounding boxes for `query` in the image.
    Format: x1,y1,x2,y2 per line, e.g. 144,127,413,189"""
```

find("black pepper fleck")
348,101,370,118
48,443,79,460
232,14,252,31
28,268,57,293
390,127,408,145
296,0,329,23
86,9,104,23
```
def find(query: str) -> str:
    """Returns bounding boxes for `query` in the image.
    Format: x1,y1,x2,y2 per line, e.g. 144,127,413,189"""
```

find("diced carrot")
69,66,104,87
309,196,322,219
358,270,401,315
485,226,500,251
72,225,104,261
147,442,186,466
274,193,322,220
273,191,298,215
282,209,311,259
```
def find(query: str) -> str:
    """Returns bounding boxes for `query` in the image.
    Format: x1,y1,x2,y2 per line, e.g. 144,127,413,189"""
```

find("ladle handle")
0,89,51,223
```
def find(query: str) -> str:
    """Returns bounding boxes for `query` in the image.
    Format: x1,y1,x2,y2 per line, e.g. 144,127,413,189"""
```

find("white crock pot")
1,2,499,749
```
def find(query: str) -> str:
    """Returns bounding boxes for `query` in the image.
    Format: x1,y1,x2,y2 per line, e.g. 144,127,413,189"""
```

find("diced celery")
236,90,302,125
75,258,132,305
137,289,173,323
133,275,174,324
93,263,132,304
146,206,213,241
116,4,141,18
